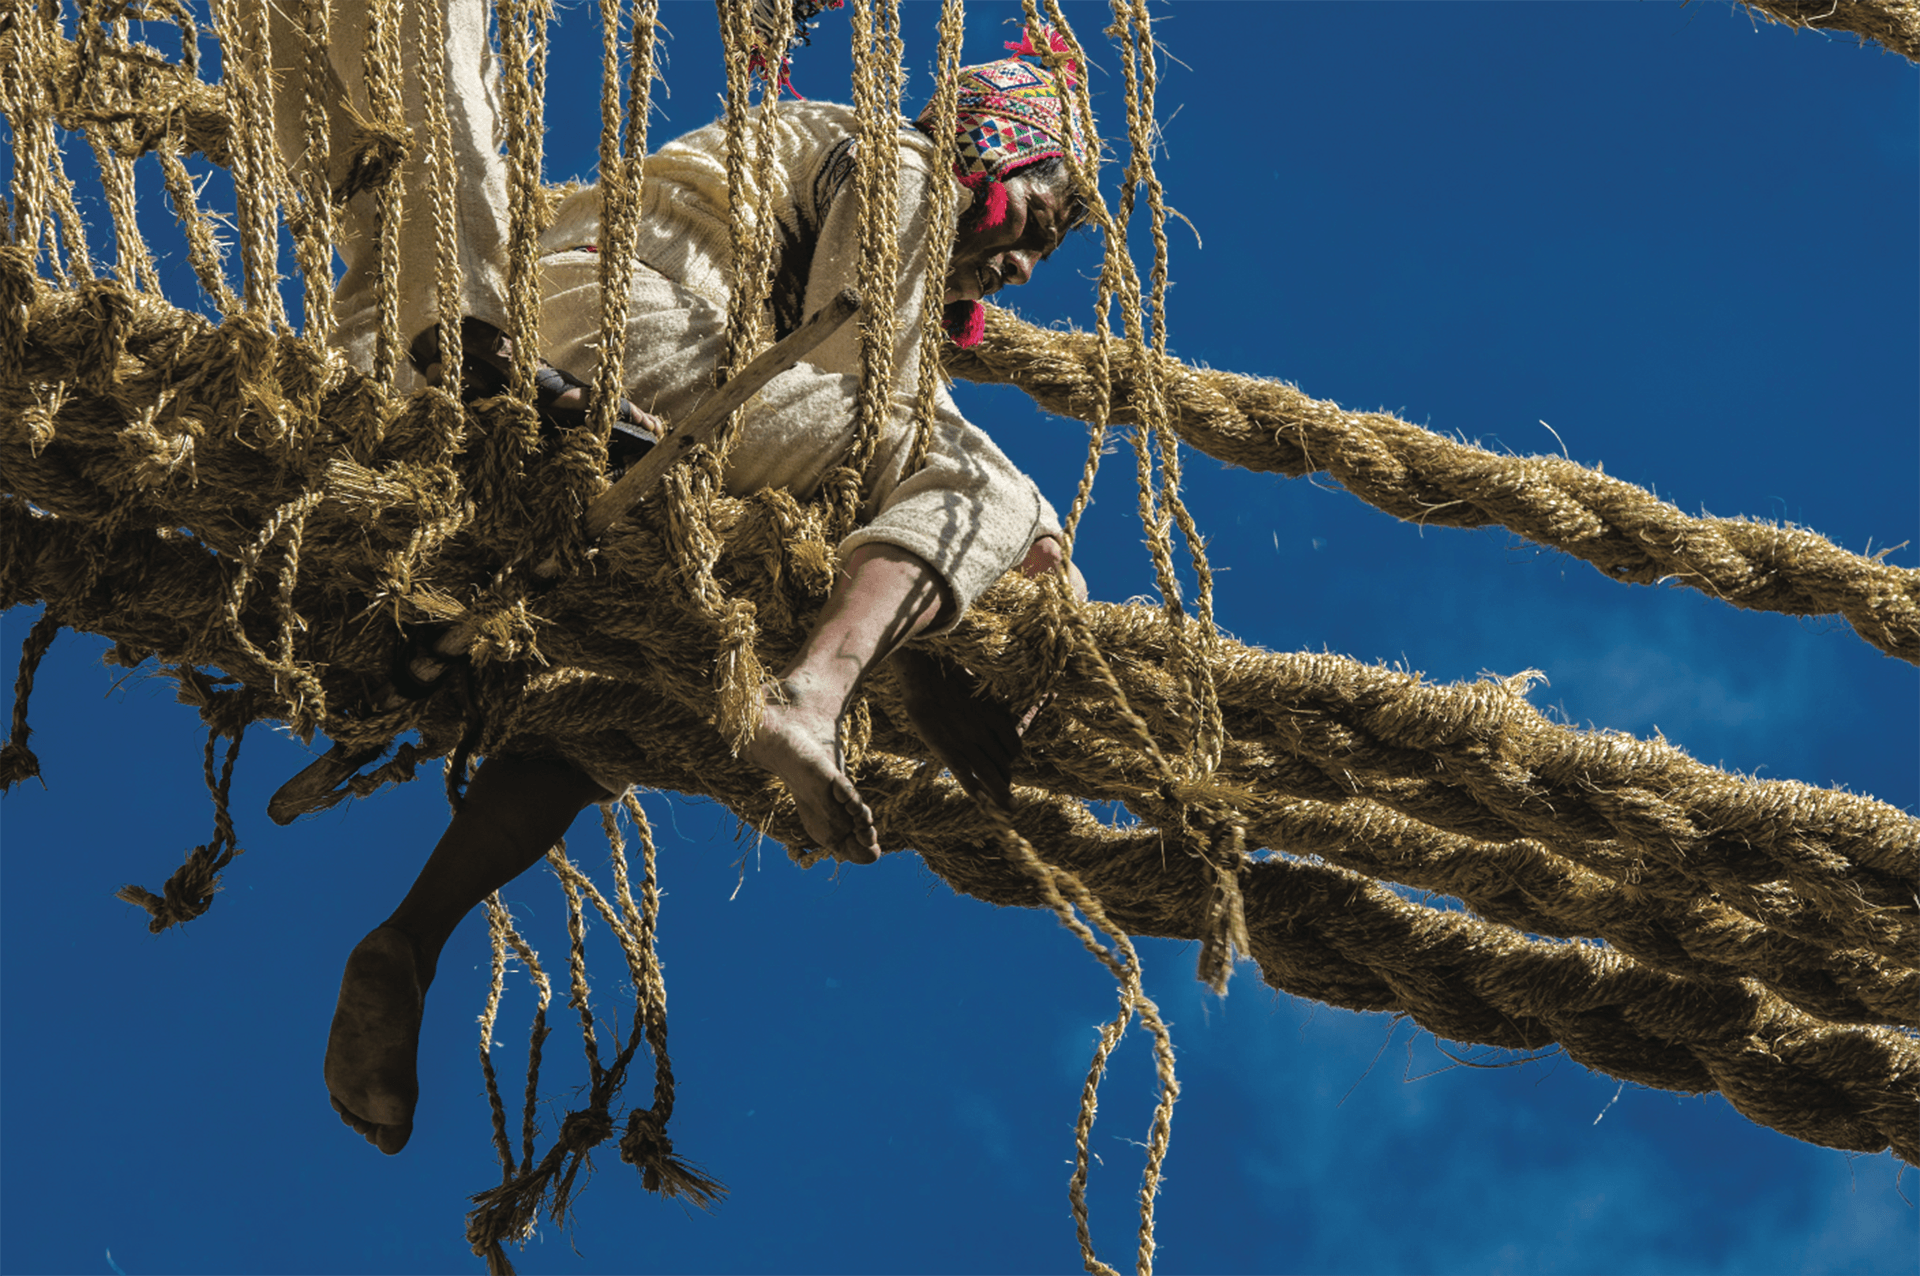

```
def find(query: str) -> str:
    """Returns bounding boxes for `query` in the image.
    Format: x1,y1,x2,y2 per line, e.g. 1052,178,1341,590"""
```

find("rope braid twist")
471,890,555,1267
584,0,660,478
77,6,159,294
361,0,407,394
608,796,724,1205
903,0,967,480
0,611,61,789
292,0,337,341
947,309,1920,665
830,0,905,544
418,0,469,461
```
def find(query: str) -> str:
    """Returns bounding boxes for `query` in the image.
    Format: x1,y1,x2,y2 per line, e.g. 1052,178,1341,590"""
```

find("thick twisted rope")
369,667,1920,1167
8,357,1915,977
900,793,1920,1167
946,308,1920,665
8,344,1916,969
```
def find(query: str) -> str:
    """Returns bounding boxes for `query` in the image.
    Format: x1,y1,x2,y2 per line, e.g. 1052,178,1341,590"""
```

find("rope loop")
115,722,247,933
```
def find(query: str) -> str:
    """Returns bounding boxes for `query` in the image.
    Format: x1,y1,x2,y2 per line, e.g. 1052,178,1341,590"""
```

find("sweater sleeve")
803,137,1056,630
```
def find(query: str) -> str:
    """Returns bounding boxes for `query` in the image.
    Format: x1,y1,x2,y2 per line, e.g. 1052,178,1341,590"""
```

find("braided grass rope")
5,341,1916,1168
3,207,1917,1134
946,308,1920,666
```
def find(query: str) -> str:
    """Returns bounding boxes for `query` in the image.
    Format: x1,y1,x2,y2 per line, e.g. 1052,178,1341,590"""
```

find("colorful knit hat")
924,27,1093,347
925,27,1092,230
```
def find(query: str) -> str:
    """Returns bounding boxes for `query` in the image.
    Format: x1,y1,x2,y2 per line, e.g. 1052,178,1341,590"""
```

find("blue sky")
3,3,1915,1274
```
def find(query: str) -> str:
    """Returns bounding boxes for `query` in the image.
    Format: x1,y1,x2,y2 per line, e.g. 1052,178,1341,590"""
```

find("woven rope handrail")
7,252,1917,987
8,316,1920,1177
946,308,1920,665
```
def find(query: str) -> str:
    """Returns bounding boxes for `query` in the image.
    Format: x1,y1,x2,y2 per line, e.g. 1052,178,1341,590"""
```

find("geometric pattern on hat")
922,26,1093,184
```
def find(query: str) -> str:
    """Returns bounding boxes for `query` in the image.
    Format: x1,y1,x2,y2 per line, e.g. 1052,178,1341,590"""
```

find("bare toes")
827,782,878,862
331,1091,410,1154
835,838,879,865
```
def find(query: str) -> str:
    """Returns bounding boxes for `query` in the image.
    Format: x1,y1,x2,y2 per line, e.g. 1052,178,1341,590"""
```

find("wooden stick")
580,287,862,545
269,289,863,824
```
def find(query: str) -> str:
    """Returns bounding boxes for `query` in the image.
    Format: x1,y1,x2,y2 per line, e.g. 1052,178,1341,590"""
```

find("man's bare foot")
323,926,429,1155
745,679,879,864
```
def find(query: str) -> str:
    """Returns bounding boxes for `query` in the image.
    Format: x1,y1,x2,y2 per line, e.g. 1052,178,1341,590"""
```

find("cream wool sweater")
538,102,1062,628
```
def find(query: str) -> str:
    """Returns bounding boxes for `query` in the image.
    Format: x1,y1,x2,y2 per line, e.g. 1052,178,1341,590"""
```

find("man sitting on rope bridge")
269,3,1093,1154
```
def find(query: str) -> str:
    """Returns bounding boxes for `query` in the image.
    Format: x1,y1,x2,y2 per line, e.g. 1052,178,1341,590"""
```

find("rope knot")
1185,805,1252,995
77,278,132,395
334,121,415,203
115,840,234,934
714,598,767,755
820,464,863,513
620,1110,728,1208
557,1107,614,1152
0,740,44,792
618,1109,668,1173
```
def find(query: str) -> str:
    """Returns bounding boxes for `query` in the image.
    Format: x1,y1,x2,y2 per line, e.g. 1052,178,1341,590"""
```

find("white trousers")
267,0,511,372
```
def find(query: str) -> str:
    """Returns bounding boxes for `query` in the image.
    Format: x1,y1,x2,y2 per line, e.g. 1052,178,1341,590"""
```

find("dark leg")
324,756,608,1154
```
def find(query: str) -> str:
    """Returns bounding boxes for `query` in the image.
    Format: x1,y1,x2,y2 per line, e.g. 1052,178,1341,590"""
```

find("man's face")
944,170,1070,304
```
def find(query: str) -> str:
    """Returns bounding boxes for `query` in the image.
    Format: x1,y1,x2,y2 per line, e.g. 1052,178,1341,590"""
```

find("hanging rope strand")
945,308,1920,665
833,0,906,541
293,0,337,341
905,0,968,479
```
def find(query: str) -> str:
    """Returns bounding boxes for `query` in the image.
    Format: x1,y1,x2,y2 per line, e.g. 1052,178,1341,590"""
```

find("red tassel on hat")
955,170,1009,230
1003,27,1079,86
980,179,1009,228
944,300,987,348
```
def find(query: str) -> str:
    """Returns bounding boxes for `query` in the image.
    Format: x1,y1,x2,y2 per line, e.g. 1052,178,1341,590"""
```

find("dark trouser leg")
325,755,607,1154
381,755,610,983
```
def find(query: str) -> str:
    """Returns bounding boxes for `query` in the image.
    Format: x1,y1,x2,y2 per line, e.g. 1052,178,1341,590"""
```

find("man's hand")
892,648,1021,810
1019,535,1088,602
